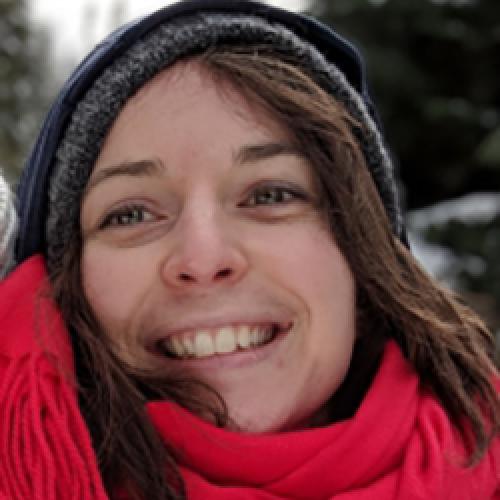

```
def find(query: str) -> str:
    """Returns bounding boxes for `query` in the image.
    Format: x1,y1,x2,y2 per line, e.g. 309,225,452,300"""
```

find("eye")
99,204,156,229
244,185,306,207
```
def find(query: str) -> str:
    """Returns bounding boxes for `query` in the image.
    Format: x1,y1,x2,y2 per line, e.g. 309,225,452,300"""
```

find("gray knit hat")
46,10,403,272
0,171,17,279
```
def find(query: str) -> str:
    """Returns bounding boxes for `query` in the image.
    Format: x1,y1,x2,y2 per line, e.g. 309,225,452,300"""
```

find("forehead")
93,60,295,173
116,59,280,128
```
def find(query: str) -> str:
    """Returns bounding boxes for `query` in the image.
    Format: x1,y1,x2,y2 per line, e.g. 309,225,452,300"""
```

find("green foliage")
425,216,500,302
0,0,51,182
307,0,500,210
477,127,500,167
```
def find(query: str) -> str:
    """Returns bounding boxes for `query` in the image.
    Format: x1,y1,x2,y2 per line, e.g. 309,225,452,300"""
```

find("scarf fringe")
0,350,108,500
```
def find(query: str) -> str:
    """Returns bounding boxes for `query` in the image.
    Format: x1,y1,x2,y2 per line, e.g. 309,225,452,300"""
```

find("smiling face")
80,62,356,433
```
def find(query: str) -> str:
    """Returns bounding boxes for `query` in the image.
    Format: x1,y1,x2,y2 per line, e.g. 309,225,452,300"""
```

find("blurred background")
1,0,499,343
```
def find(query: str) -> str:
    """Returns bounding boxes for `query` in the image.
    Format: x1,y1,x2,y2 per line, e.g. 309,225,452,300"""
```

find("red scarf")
1,256,499,499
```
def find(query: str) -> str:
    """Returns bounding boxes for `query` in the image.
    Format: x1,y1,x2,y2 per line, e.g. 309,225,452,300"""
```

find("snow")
407,192,500,277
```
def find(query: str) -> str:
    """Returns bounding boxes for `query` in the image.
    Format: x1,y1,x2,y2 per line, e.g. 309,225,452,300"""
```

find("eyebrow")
84,142,304,196
234,142,304,165
84,158,165,196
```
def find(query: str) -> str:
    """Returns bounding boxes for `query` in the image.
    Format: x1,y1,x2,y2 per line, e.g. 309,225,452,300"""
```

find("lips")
154,322,290,360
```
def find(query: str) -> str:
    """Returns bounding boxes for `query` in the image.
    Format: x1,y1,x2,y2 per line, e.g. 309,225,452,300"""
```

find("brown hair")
51,44,499,500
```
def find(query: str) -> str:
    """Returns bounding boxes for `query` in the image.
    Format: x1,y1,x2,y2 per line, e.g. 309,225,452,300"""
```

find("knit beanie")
25,2,405,272
0,171,17,279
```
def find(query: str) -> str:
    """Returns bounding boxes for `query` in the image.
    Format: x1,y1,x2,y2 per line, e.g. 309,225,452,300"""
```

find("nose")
160,207,249,290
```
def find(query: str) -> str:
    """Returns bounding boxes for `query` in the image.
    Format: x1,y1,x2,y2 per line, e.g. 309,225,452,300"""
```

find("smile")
156,323,290,360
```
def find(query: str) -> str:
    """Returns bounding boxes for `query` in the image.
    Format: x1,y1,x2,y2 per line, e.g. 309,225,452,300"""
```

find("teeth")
249,326,259,346
262,327,273,344
182,337,195,356
250,325,273,346
215,327,236,354
237,326,251,348
161,324,280,359
170,337,185,357
194,331,214,357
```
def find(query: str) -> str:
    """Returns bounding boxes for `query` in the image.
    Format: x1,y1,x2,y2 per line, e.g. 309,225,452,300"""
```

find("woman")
1,1,499,499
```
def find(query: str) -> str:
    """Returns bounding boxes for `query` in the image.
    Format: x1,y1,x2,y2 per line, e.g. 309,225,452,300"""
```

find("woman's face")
80,63,356,433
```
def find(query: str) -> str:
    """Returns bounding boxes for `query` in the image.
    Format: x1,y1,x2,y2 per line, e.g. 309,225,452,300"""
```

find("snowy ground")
408,192,500,279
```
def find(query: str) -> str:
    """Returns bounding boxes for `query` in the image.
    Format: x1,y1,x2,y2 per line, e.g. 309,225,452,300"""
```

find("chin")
226,405,311,434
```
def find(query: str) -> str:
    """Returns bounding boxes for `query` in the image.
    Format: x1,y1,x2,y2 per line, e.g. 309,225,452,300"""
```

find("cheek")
81,244,155,332
250,221,354,310
251,220,356,354
264,222,356,352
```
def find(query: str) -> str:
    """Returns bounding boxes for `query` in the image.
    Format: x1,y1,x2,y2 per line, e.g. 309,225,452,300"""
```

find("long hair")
51,44,499,499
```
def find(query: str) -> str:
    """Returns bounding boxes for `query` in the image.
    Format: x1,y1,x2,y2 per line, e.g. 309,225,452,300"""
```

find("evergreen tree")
307,0,500,209
0,0,51,181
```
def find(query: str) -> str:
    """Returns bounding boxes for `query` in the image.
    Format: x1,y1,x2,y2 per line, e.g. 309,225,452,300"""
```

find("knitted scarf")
1,256,499,499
